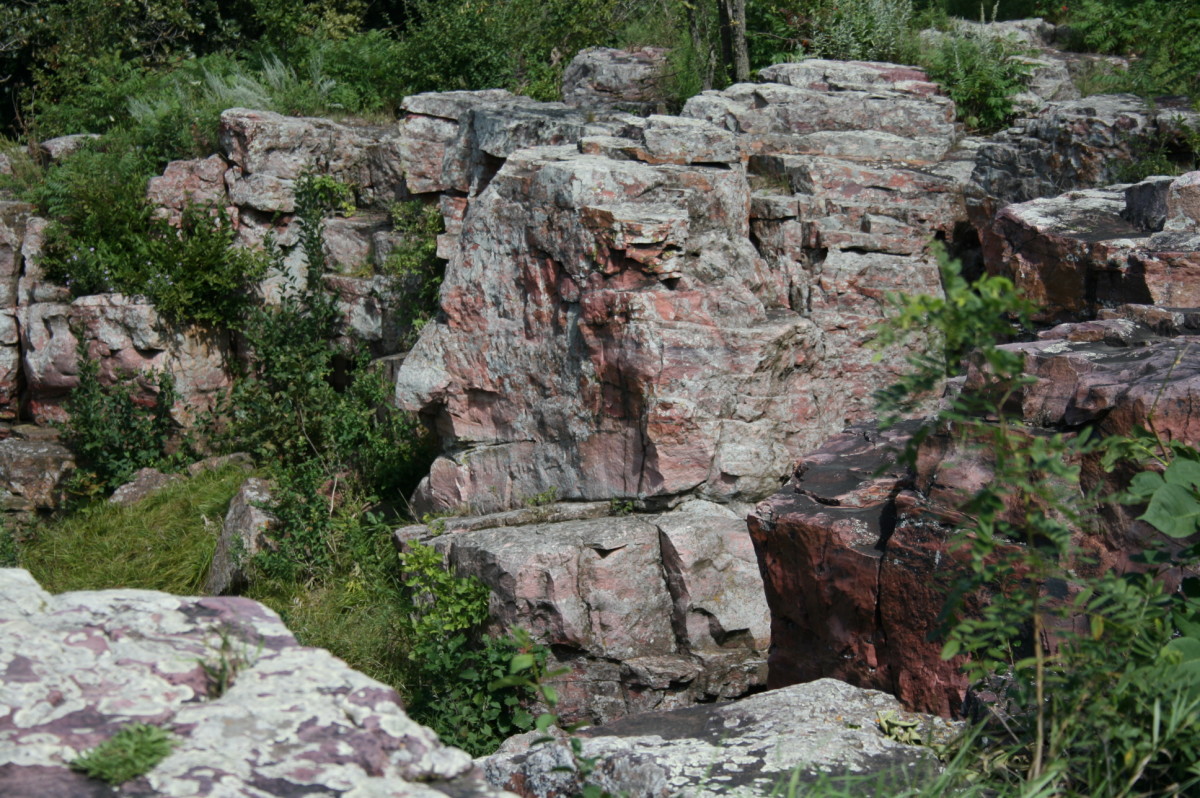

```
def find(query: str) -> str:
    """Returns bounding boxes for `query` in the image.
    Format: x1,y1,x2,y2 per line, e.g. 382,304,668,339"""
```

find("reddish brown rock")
145,155,232,225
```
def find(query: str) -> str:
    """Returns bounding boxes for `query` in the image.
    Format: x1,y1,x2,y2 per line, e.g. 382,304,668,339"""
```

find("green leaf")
1166,459,1200,491
509,653,535,674
1140,483,1200,538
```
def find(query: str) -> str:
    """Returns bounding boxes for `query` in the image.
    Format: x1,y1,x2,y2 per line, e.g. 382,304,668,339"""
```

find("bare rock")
18,295,232,425
431,512,769,726
0,439,74,511
186,452,254,478
967,95,1200,228
205,477,274,595
561,47,669,115
481,679,950,798
0,568,515,797
1166,170,1200,232
108,468,184,506
145,155,232,225
982,182,1200,321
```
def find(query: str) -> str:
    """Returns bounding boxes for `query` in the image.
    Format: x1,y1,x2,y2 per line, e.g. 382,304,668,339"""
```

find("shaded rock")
205,477,273,595
561,47,669,115
982,181,1200,321
481,679,951,798
108,468,184,506
429,511,769,726
0,569,515,797
0,439,74,511
967,95,1200,229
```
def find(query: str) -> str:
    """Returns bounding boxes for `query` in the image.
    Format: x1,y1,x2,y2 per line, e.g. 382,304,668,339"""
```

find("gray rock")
108,468,185,506
38,134,101,163
1166,171,1200,232
0,568,516,797
204,477,274,595
1123,175,1175,232
428,512,769,726
185,452,254,478
0,438,74,511
561,47,669,115
481,679,952,798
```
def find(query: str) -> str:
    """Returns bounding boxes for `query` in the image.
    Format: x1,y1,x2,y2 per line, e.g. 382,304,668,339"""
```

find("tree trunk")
718,0,750,83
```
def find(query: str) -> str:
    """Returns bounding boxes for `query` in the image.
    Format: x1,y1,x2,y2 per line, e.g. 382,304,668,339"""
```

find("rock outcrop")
482,678,952,798
0,568,515,797
400,501,770,726
561,47,669,115
395,60,966,515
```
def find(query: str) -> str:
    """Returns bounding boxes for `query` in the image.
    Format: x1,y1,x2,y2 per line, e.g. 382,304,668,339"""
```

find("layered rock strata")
395,60,967,514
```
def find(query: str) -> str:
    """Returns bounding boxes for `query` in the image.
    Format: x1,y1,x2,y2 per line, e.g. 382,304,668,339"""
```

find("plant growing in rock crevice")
70,722,176,785
876,246,1200,796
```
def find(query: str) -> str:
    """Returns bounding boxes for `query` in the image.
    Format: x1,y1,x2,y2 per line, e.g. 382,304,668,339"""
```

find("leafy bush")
71,723,175,784
878,250,1200,796
383,200,445,345
1063,0,1200,100
34,142,269,328
58,342,179,498
919,24,1033,132
806,0,919,64
399,541,544,756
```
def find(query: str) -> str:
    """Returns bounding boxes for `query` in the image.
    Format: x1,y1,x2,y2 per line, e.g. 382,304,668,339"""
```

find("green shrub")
1063,0,1200,101
71,722,175,784
58,343,179,498
34,142,269,328
878,250,1200,796
918,23,1033,132
383,200,445,345
806,0,919,64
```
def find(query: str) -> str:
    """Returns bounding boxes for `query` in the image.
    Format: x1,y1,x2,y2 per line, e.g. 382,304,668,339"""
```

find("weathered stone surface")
18,295,232,425
1167,170,1200,232
561,47,669,115
108,467,184,506
428,510,768,726
967,95,1200,228
482,679,950,798
982,181,1200,321
685,62,957,165
145,155,232,225
0,568,515,797
0,439,74,511
186,451,254,478
205,477,274,595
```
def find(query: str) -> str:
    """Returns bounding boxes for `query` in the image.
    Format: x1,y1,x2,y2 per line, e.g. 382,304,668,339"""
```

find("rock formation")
481,678,953,798
0,568,515,797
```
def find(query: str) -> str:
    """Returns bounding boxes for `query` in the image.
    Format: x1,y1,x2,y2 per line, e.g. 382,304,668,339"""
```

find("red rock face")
749,327,1200,717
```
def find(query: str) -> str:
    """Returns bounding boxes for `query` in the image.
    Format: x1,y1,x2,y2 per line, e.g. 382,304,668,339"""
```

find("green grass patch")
18,465,249,594
70,722,176,785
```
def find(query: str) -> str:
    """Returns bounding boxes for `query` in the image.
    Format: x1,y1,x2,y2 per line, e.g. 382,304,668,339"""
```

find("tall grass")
18,465,249,594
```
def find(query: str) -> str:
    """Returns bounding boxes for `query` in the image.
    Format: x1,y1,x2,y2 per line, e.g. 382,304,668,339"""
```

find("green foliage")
1111,119,1200,184
919,23,1033,133
33,142,268,328
878,249,1200,796
198,625,261,699
71,722,175,785
18,465,248,594
58,343,179,498
806,0,919,63
1062,0,1200,100
400,542,544,756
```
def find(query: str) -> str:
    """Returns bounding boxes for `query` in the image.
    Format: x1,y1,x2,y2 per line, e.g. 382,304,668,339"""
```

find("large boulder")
481,678,952,798
0,568,515,798
981,173,1200,321
561,47,669,115
415,505,770,726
